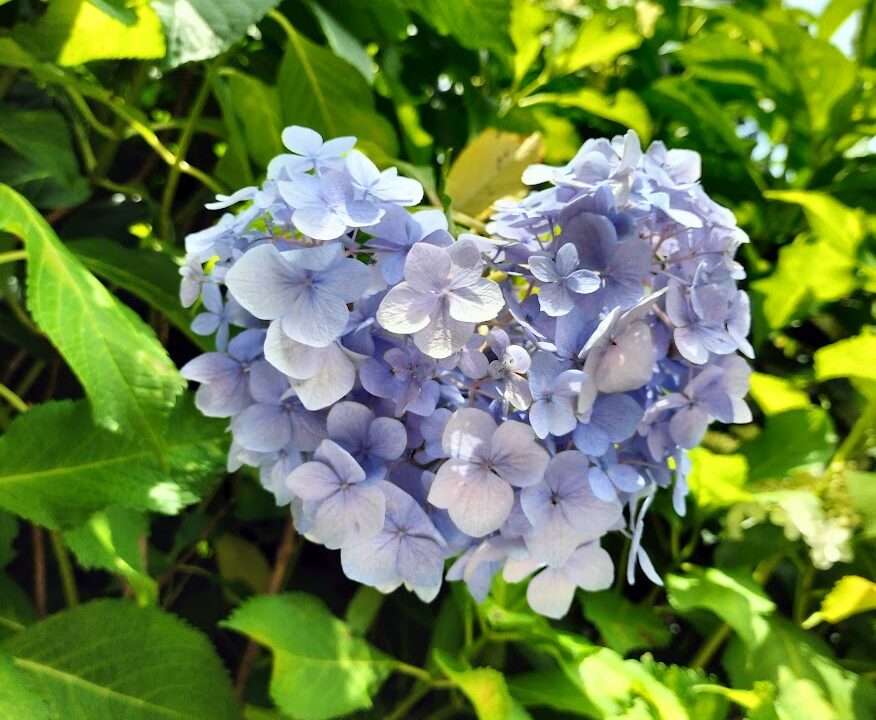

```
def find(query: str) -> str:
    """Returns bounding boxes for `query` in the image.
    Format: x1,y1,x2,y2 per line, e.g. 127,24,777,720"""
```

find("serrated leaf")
666,565,775,648
404,0,512,55
523,88,652,143
582,591,670,655
277,24,398,155
222,593,392,720
445,129,543,217
17,0,165,65
0,107,90,209
151,0,281,68
0,599,239,720
68,239,208,351
64,507,156,605
0,397,226,529
0,185,185,447
814,331,876,381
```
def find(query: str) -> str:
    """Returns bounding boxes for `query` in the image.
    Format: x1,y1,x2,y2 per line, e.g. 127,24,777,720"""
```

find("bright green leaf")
64,507,157,605
686,449,751,510
764,190,864,253
0,599,239,720
0,185,185,447
741,408,836,481
549,14,642,75
749,373,811,416
222,593,392,720
507,669,598,717
344,586,385,637
814,331,876,381
0,397,226,528
819,0,868,39
151,0,281,68
845,470,876,535
582,591,670,655
0,575,36,641
802,576,876,628
19,0,165,65
309,1,375,84
68,239,208,351
221,70,284,169
666,565,775,647
510,0,549,86
0,652,53,720
434,650,524,720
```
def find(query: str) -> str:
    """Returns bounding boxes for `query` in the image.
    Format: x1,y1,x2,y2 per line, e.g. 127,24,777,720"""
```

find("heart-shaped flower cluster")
180,125,752,618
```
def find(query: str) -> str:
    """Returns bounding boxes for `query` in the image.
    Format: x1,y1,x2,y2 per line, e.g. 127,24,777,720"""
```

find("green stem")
49,530,79,608
0,250,26,265
386,684,431,720
689,624,733,671
160,72,213,241
0,381,28,413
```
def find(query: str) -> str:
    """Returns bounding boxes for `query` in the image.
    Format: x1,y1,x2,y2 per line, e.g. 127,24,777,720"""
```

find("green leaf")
434,650,527,720
0,652,53,720
344,586,385,637
819,0,868,39
0,511,18,570
548,14,641,75
582,591,670,655
151,0,281,68
509,0,550,86
748,373,811,416
213,534,270,595
0,599,239,720
222,593,392,720
764,190,864,253
523,88,652,143
666,565,775,647
741,408,836,482
644,662,730,720
0,107,90,208
686,449,751,510
845,470,876,535
802,576,876,628
814,331,876,381
220,70,284,169
508,669,598,717
724,616,876,720
68,239,208,351
309,1,375,84
0,185,185,447
276,23,398,155
404,0,512,55
63,507,157,605
0,396,226,528
0,575,36,641
18,0,165,65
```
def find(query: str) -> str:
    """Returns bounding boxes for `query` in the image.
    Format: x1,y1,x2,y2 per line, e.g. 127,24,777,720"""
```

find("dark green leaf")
404,0,512,55
582,591,670,656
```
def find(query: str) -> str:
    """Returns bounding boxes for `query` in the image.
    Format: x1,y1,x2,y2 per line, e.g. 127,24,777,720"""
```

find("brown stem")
32,525,47,617
234,516,298,699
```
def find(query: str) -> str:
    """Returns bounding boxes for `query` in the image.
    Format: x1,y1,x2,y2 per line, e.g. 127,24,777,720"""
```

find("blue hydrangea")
179,125,753,618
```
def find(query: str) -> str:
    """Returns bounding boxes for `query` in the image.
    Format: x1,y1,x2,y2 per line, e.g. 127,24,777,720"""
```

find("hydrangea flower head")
179,126,752,618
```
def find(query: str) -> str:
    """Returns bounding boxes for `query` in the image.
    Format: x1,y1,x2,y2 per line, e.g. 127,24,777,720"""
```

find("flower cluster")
180,126,752,618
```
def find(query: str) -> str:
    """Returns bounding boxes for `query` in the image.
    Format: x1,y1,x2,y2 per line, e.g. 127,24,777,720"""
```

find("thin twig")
50,530,79,608
234,517,298,699
0,381,28,413
32,526,47,617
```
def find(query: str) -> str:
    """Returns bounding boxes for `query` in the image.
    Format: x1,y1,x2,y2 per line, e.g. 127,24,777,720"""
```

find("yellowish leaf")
802,575,876,628
445,129,544,218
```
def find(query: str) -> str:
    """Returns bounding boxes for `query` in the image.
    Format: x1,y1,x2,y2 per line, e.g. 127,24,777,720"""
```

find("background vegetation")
0,0,875,718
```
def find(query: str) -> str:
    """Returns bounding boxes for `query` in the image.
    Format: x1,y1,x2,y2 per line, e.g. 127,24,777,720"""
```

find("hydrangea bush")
180,126,752,618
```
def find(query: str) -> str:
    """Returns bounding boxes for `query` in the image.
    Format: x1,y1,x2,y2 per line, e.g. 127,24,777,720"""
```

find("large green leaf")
0,107,89,208
508,669,598,717
404,0,512,55
68,239,207,351
686,449,751,511
220,70,284,169
0,185,185,447
0,599,239,720
151,0,282,68
724,617,876,720
434,651,530,720
741,408,836,482
548,13,642,76
764,191,864,253
16,0,165,65
276,24,398,155
582,591,670,656
0,575,36,641
0,652,53,720
64,507,157,605
0,397,226,528
666,566,775,648
222,593,392,720
814,332,876,382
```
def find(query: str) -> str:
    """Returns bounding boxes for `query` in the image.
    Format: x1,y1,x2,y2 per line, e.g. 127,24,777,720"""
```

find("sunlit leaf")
404,0,512,55
434,651,525,720
741,408,836,482
548,14,641,75
814,331,876,381
802,576,876,628
749,373,811,416
523,88,651,143
582,591,670,655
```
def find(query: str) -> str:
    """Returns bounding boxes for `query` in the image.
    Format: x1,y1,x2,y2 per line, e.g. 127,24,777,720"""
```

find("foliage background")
0,0,874,718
